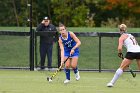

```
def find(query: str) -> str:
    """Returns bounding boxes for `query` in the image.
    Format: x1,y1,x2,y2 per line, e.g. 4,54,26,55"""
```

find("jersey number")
130,37,138,45
68,43,72,47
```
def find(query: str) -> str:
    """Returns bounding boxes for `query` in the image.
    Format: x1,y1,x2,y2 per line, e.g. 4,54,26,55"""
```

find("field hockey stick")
47,56,70,82
119,54,136,78
128,66,136,78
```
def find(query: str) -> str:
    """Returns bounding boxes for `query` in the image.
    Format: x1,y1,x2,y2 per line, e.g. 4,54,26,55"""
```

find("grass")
0,70,140,93
0,27,30,32
0,27,140,32
68,27,140,32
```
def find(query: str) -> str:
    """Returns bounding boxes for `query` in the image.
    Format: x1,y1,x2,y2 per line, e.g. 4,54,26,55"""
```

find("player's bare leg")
136,59,140,70
107,58,131,87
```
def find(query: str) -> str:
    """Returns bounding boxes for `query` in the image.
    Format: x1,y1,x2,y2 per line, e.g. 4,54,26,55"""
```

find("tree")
51,0,89,26
98,0,140,27
1,0,140,27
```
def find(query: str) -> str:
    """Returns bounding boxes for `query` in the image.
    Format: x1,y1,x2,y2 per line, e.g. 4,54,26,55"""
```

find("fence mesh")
0,31,140,71
0,35,29,68
77,37,99,69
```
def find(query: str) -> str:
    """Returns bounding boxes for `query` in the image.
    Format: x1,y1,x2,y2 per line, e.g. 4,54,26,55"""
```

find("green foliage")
98,0,140,27
1,0,140,26
101,17,120,27
71,4,89,26
52,0,89,26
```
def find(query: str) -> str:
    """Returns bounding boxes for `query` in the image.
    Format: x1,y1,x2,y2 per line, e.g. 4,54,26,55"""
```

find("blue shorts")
64,50,79,57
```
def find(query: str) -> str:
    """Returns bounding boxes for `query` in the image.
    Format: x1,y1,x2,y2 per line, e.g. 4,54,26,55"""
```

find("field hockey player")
58,23,81,84
107,24,140,87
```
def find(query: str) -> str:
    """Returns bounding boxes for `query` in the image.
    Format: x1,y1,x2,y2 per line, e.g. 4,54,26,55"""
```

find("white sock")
110,68,123,84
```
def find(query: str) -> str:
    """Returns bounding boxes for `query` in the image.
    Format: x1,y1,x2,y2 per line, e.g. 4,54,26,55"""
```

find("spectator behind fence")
36,16,57,70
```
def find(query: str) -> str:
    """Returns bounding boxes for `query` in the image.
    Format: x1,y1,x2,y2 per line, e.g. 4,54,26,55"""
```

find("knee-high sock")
110,68,123,84
73,67,78,74
64,68,70,80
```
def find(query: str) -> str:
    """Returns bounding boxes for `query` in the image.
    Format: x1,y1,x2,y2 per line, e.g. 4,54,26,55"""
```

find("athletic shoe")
107,82,114,87
75,71,80,81
64,79,70,84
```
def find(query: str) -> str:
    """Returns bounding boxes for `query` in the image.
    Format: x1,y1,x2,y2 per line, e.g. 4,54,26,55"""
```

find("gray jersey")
124,34,140,52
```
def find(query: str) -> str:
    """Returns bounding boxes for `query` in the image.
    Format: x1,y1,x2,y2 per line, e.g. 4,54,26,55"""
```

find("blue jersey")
60,32,79,57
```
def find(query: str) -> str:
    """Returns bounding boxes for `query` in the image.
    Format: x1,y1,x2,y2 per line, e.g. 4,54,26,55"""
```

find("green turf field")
0,70,140,93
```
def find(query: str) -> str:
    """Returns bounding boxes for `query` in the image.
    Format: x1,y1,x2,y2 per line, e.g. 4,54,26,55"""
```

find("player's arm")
36,20,45,31
58,37,64,65
70,32,81,55
118,36,124,53
70,32,81,50
118,34,127,58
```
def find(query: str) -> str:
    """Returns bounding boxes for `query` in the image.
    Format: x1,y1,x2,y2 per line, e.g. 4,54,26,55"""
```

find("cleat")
107,82,114,87
75,71,80,81
64,79,70,84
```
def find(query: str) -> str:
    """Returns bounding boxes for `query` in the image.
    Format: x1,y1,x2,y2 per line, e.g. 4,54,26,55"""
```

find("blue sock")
64,68,70,80
73,67,78,74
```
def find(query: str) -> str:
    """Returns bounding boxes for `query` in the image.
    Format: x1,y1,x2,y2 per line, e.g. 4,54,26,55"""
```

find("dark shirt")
36,23,57,44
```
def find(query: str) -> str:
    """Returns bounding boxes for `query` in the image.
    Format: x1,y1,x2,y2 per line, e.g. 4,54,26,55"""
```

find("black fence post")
99,33,101,72
57,42,61,67
55,32,61,68
30,29,35,71
29,0,34,71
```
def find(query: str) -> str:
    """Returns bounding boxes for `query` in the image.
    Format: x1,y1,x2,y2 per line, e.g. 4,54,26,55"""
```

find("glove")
118,53,123,59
